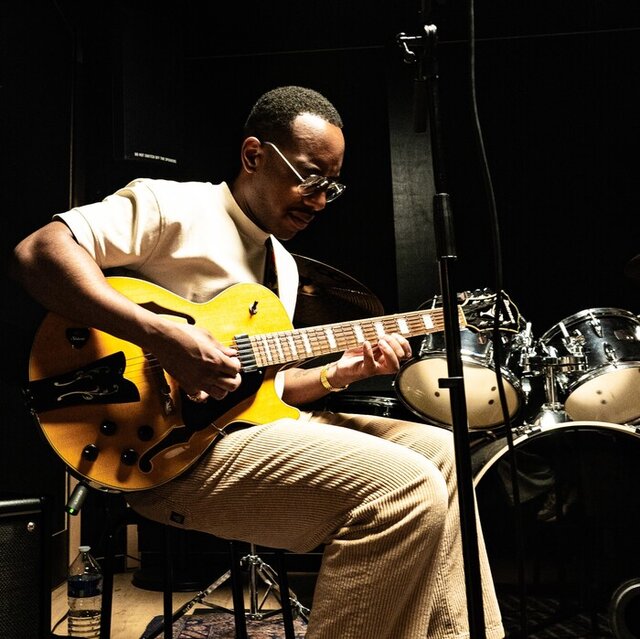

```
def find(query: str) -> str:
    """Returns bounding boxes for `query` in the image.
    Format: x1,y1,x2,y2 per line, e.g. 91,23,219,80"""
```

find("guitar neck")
240,307,465,370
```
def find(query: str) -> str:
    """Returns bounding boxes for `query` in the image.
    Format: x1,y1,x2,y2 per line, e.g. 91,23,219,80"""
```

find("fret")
245,307,463,368
328,324,355,350
354,321,376,343
259,335,273,364
273,334,284,361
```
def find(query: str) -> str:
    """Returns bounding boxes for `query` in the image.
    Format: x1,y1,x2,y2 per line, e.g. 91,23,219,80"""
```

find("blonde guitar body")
27,277,298,491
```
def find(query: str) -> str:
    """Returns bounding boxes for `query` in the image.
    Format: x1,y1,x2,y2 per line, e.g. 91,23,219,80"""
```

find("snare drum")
540,308,640,424
323,392,418,422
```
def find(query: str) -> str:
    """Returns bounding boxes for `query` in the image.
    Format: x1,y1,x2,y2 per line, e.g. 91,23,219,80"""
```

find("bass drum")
395,328,526,431
472,421,640,600
540,308,640,424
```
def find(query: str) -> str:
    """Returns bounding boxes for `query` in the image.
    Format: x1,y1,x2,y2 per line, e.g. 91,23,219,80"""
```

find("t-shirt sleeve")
53,179,163,270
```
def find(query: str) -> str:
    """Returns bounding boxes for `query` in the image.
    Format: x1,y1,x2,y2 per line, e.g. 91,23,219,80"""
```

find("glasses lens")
299,176,346,202
325,183,346,202
298,175,328,195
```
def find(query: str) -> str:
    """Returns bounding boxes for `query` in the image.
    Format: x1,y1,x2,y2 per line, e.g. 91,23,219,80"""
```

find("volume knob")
120,448,139,466
82,444,99,462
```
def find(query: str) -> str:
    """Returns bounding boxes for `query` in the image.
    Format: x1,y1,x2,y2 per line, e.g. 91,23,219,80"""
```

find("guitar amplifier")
0,496,51,639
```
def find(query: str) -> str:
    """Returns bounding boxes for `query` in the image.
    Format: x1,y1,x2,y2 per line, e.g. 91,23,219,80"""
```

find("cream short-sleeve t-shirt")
54,178,299,319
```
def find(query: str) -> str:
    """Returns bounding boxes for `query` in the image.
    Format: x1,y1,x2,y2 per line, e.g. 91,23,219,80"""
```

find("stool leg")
163,525,173,639
274,550,296,639
99,494,127,639
230,541,248,639
100,524,115,639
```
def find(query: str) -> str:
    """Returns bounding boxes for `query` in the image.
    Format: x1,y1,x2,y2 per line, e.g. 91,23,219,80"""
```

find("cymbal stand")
239,544,310,623
145,543,309,639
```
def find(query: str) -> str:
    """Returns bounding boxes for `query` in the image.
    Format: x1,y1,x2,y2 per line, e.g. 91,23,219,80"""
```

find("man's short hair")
244,86,343,144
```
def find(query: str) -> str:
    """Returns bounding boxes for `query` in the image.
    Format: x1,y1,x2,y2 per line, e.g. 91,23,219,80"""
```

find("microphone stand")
398,26,486,639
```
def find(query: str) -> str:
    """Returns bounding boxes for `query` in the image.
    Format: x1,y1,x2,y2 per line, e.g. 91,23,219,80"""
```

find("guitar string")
115,310,454,385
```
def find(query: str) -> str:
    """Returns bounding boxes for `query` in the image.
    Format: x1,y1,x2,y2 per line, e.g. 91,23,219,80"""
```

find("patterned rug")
142,611,307,639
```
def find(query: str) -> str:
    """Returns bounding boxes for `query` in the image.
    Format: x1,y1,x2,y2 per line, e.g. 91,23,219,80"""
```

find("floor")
51,567,314,638
51,571,209,638
50,570,626,639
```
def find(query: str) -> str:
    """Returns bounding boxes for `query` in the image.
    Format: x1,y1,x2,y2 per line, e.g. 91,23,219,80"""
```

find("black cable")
466,0,529,636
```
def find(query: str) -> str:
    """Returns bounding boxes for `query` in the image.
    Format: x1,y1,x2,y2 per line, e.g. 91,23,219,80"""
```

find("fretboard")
239,307,465,369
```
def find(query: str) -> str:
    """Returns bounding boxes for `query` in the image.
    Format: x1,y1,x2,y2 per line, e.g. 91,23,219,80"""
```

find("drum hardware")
557,320,587,358
586,311,604,338
323,392,414,421
513,322,539,408
146,541,309,637
609,577,640,639
528,355,584,426
514,322,536,369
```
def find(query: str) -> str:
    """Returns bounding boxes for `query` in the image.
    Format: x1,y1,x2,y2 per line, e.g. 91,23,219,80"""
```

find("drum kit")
394,294,640,527
293,250,640,499
292,252,640,435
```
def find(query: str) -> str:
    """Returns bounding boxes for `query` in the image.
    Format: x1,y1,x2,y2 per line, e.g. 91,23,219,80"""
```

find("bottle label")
68,574,103,598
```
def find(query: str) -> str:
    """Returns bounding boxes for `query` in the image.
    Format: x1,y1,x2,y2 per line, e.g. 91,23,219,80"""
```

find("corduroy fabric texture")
127,412,505,639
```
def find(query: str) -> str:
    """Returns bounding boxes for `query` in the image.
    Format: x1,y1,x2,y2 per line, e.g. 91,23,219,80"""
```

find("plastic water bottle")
67,545,103,637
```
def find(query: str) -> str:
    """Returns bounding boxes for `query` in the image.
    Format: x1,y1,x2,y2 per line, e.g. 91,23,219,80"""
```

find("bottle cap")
79,545,91,552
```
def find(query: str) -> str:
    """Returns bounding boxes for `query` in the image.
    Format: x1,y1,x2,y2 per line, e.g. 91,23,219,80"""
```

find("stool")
79,489,301,639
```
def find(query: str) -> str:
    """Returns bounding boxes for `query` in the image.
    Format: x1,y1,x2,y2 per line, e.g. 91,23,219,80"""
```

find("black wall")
1,0,640,588
1,1,76,586
435,22,640,334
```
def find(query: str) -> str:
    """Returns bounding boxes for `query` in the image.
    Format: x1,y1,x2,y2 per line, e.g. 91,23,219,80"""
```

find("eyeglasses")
263,141,346,203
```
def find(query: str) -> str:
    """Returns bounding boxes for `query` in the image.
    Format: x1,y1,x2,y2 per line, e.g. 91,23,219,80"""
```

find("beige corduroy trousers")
127,410,505,639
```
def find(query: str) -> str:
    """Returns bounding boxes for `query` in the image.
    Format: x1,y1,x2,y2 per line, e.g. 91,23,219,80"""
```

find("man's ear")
241,137,262,173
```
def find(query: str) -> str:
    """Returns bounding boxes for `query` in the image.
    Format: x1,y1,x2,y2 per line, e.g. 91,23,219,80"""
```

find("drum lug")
419,335,435,356
564,332,586,359
559,322,586,357
603,341,617,363
588,312,603,337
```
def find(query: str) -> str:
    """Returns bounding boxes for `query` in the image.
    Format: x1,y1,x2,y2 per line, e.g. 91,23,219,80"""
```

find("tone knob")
100,420,117,436
82,444,99,462
137,425,154,441
120,449,139,466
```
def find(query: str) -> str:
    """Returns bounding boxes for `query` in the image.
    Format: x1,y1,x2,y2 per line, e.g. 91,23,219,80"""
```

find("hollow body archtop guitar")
26,276,467,491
